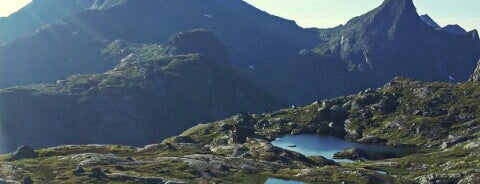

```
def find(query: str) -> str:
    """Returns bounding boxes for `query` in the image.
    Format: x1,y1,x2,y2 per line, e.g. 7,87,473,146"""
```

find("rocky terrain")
0,29,283,152
1,77,479,183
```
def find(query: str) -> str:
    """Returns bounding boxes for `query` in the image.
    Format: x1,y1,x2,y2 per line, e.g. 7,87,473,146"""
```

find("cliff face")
255,0,480,105
469,60,480,82
420,14,441,29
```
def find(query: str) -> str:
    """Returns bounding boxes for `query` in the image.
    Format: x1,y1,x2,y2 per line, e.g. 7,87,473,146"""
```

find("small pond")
264,178,304,184
271,134,414,162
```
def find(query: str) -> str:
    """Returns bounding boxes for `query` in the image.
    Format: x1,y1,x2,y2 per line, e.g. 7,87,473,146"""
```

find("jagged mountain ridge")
440,24,468,35
420,14,441,29
255,0,480,104
419,14,469,35
326,0,479,77
0,30,284,152
0,0,318,88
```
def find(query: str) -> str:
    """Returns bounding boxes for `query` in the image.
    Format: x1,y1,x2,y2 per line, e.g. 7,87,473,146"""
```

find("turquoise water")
271,134,413,162
264,178,304,184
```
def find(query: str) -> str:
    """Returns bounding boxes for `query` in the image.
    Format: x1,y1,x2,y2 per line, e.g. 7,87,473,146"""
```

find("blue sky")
1,0,479,30
243,0,480,30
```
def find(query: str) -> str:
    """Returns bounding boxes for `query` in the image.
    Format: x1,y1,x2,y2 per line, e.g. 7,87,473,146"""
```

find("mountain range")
0,0,318,87
257,0,480,104
0,0,478,151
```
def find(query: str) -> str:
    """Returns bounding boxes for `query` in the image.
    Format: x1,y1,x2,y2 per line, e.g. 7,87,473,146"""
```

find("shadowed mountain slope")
256,0,480,104
0,30,284,152
0,0,318,88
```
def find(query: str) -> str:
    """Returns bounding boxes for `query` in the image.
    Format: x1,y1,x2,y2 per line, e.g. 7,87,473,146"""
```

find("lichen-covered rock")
441,136,471,149
458,173,480,184
415,173,464,184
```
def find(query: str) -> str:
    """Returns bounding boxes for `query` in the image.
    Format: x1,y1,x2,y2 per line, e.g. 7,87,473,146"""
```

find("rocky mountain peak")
440,24,467,35
381,0,416,11
335,0,424,70
345,0,419,29
468,30,479,41
374,0,419,27
420,14,441,29
166,29,229,65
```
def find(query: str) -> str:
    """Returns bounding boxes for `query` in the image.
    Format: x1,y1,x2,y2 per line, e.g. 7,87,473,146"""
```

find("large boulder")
232,113,255,144
333,148,366,161
11,145,37,160
22,176,33,184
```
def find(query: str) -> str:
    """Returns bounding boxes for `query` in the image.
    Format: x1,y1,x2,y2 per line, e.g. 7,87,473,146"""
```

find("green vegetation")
2,77,478,183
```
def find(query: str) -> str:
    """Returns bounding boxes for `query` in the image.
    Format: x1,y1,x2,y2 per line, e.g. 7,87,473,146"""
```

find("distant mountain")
1,0,478,105
420,14,441,29
440,24,468,35
256,0,480,104
0,0,99,45
0,30,284,152
0,0,318,88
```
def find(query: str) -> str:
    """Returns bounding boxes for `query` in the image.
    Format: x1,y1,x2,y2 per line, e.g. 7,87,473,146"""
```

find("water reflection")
271,134,414,162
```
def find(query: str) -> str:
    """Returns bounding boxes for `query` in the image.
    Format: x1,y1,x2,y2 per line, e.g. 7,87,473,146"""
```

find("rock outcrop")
469,60,480,82
166,29,229,65
333,148,367,161
11,145,37,160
